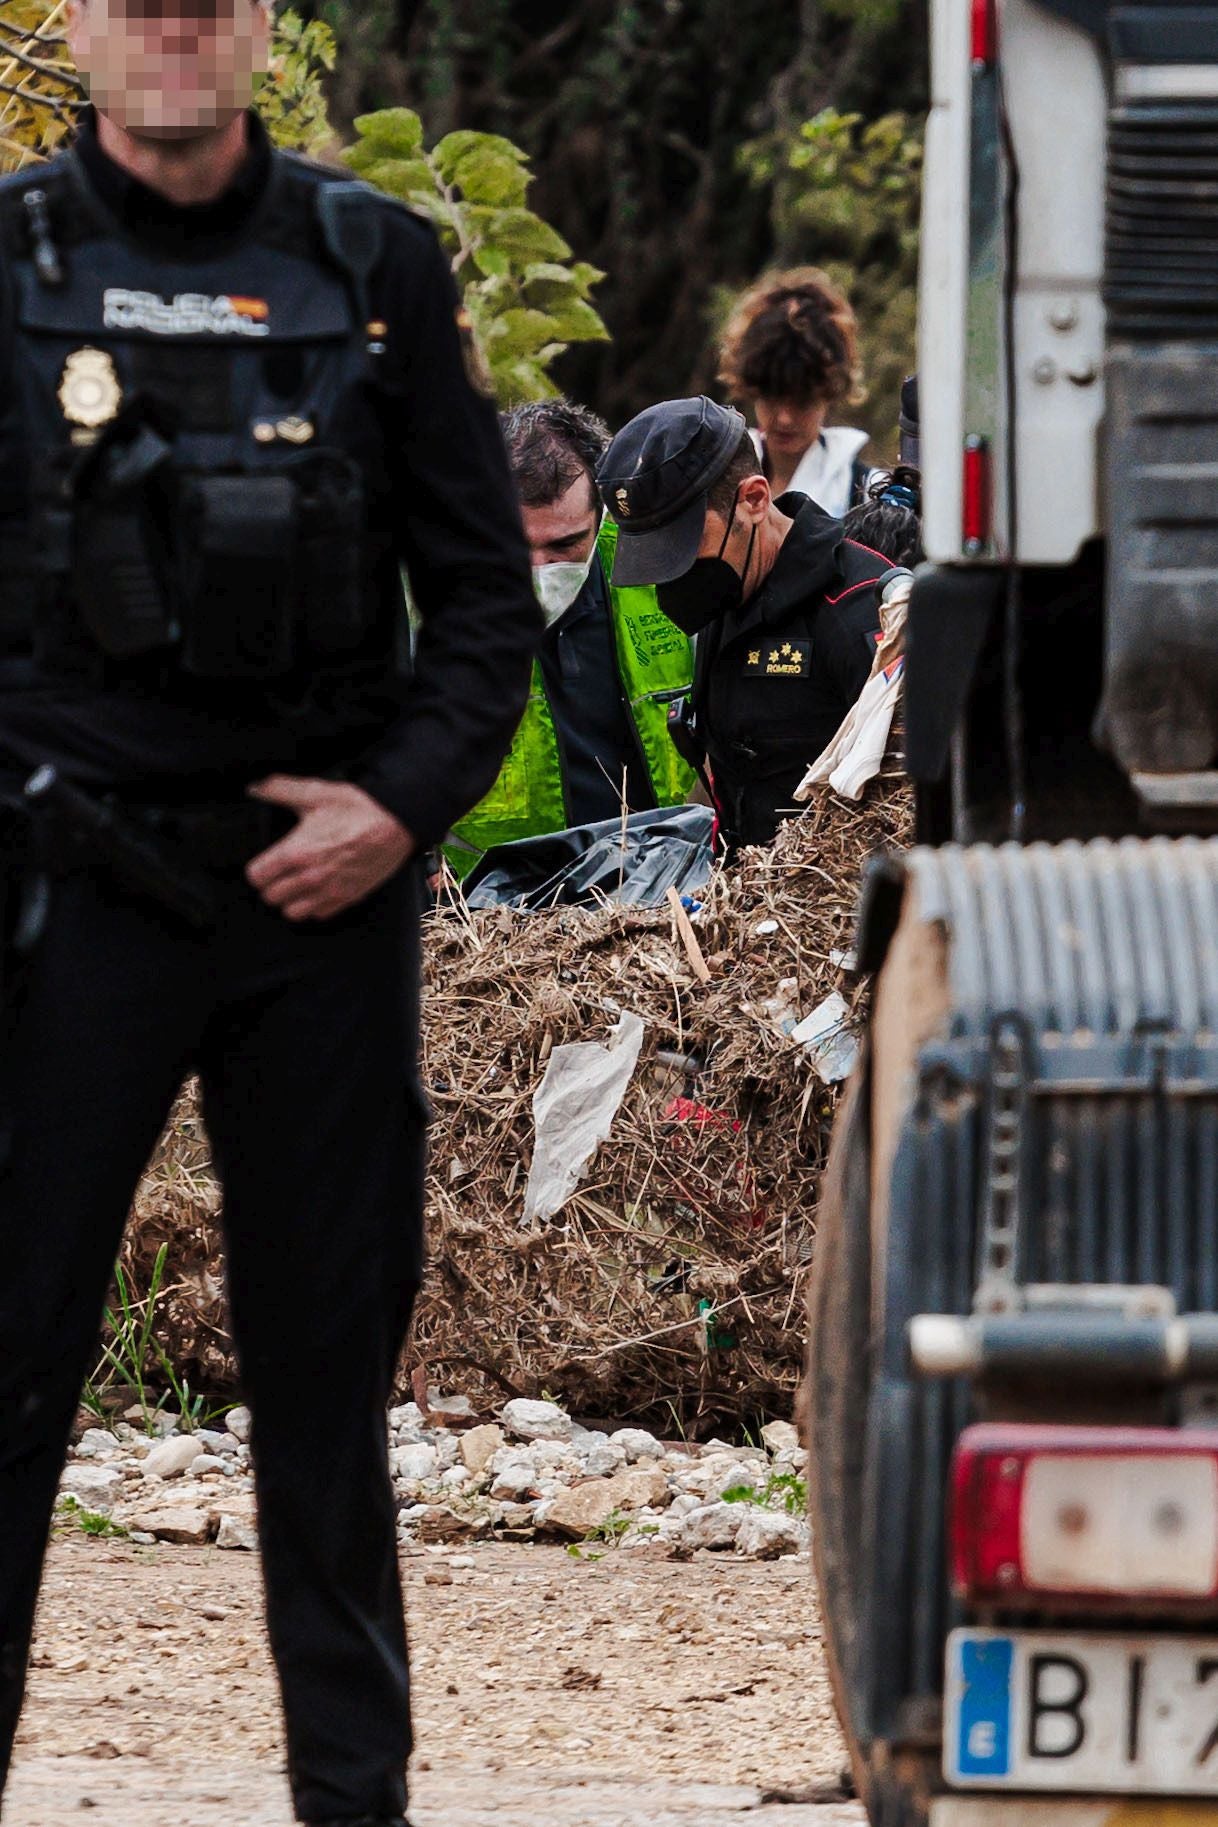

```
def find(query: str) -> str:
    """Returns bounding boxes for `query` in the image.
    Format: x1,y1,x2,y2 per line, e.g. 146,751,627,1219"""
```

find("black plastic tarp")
462,805,715,911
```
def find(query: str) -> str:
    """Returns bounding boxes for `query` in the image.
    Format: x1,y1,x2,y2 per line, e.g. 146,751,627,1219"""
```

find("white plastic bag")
522,1012,646,1225
795,573,911,803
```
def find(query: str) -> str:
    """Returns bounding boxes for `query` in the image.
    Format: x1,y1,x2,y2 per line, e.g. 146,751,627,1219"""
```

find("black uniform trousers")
0,856,426,1823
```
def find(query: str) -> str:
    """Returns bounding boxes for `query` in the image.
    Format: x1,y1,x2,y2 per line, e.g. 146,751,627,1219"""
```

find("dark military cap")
596,397,748,587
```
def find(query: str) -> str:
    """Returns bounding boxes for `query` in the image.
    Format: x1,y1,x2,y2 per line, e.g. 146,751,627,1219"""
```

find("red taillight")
971,0,997,67
951,1425,1218,1609
961,435,992,555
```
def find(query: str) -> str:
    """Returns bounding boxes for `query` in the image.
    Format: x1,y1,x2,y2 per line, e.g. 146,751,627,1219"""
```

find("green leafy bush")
342,106,609,405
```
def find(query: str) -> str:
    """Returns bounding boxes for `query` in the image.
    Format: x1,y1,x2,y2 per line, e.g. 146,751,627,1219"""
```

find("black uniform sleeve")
350,214,541,850
819,575,883,718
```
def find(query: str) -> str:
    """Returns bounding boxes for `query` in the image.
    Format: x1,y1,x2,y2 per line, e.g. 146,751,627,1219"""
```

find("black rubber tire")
806,1070,876,1812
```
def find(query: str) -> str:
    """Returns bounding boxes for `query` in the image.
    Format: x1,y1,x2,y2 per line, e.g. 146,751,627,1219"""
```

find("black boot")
307,1817,412,1826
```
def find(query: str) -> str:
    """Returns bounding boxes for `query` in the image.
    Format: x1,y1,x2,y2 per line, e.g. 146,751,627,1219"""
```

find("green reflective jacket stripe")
445,521,696,877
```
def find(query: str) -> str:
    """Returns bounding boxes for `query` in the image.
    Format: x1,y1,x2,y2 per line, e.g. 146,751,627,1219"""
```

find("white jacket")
750,424,870,518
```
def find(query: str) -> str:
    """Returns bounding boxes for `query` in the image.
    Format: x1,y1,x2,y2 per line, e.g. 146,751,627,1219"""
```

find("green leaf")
484,306,563,361
544,298,610,344
352,108,425,157
469,244,512,280
434,129,527,185
341,155,434,202
449,148,530,209
467,207,572,264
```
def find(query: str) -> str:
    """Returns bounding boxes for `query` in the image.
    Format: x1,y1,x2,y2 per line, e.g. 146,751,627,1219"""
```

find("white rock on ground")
760,1420,800,1456
673,1501,745,1552
734,1506,809,1559
126,1505,215,1546
62,1393,808,1560
459,1425,504,1475
73,1428,124,1460
489,1455,541,1502
500,1399,573,1443
390,1443,439,1483
608,1427,664,1463
216,1513,258,1552
59,1464,124,1511
144,1435,205,1480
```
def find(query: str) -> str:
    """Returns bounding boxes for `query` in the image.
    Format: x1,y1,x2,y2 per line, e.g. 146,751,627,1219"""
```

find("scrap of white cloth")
794,572,911,803
522,1012,646,1226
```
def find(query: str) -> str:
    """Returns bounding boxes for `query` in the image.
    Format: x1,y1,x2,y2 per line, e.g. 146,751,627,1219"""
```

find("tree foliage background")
310,0,929,453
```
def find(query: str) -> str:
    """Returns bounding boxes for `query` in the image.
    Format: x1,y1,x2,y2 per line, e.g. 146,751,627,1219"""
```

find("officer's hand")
245,776,415,921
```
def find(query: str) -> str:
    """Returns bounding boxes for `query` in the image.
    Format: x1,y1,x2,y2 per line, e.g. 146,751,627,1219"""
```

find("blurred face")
752,395,826,459
67,0,271,143
519,471,601,569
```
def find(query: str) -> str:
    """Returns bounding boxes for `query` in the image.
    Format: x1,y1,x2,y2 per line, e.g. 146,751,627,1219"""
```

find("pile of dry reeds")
124,769,911,1433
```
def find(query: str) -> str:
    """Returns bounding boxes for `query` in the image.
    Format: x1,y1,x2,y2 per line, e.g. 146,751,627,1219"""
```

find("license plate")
946,1629,1218,1793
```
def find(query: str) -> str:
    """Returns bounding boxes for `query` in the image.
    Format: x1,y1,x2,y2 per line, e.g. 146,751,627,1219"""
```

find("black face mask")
657,496,758,636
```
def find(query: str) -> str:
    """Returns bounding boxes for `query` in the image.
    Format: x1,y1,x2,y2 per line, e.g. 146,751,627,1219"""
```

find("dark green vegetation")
301,0,929,448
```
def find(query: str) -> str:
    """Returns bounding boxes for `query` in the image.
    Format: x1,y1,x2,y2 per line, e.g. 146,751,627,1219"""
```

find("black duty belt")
122,797,294,872
21,770,297,932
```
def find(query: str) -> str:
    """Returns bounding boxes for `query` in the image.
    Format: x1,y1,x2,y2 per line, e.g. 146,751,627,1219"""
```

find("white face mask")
533,548,598,630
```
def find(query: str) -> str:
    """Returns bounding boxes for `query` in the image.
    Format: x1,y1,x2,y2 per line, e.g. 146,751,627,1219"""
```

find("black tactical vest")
0,147,402,690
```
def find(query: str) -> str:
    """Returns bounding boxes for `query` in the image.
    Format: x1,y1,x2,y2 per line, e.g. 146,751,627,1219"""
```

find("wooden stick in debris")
665,885,711,985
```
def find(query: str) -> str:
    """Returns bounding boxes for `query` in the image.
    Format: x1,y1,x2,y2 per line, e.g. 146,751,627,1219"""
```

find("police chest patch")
744,640,811,679
103,288,271,338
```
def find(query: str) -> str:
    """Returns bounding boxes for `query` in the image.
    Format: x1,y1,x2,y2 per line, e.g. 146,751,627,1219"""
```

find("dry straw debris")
124,771,911,1434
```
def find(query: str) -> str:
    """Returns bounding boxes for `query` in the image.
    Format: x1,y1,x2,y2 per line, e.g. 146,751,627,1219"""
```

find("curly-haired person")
718,267,871,516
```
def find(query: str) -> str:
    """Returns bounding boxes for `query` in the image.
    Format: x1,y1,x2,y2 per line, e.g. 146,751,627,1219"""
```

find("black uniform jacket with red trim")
696,492,886,848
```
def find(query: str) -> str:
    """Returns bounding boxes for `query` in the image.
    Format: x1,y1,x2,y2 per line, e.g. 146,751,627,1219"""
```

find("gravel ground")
5,1534,863,1827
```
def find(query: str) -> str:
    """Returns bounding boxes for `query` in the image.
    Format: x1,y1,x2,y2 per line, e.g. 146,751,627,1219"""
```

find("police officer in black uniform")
597,398,890,850
0,4,538,1824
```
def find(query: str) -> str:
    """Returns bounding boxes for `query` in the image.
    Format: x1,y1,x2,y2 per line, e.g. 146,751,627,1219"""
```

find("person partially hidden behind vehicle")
597,397,897,851
0,3,540,1825
843,467,923,569
718,267,872,516
842,376,923,567
444,399,697,878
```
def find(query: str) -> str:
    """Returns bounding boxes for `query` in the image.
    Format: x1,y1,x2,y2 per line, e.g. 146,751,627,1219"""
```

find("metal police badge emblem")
58,347,122,429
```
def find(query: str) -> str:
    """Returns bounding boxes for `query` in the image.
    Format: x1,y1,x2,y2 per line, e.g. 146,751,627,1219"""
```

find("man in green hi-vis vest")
445,400,697,878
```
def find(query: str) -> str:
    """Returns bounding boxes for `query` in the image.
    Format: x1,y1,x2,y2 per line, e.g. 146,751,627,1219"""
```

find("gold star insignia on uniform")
768,650,782,666
780,643,795,658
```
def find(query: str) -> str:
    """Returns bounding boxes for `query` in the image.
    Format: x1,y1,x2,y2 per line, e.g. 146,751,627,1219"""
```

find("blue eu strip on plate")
955,1634,1014,1779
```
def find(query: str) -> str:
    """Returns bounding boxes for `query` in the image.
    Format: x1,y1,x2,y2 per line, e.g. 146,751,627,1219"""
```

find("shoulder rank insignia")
58,347,122,429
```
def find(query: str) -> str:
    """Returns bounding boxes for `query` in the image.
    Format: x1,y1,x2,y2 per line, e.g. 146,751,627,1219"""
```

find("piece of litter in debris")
758,977,800,1040
789,992,859,1084
523,1012,646,1226
829,948,857,972
755,919,779,937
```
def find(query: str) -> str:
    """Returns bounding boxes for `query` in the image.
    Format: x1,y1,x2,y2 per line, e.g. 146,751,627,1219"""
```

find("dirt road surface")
5,1534,865,1827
